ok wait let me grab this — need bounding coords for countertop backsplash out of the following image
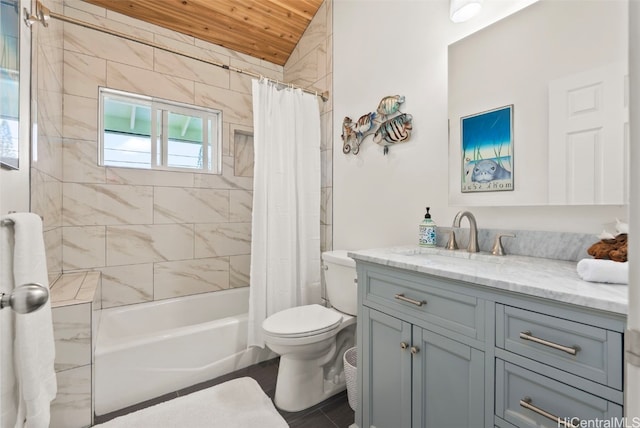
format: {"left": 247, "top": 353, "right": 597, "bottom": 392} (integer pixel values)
{"left": 436, "top": 227, "right": 598, "bottom": 263}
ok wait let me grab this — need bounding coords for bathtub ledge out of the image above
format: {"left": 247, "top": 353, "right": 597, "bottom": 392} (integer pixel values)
{"left": 50, "top": 271, "right": 100, "bottom": 308}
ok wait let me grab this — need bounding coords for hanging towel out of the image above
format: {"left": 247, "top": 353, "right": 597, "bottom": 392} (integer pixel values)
{"left": 5, "top": 213, "right": 57, "bottom": 428}
{"left": 576, "top": 258, "right": 628, "bottom": 285}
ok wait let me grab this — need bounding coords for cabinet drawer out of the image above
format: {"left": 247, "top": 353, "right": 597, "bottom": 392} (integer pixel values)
{"left": 496, "top": 305, "right": 622, "bottom": 389}
{"left": 496, "top": 360, "right": 622, "bottom": 428}
{"left": 363, "top": 267, "right": 483, "bottom": 340}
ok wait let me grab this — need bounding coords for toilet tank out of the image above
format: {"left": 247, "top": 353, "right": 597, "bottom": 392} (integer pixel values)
{"left": 321, "top": 250, "right": 357, "bottom": 316}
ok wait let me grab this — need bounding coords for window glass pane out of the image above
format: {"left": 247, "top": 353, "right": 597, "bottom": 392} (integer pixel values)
{"left": 166, "top": 112, "right": 203, "bottom": 169}
{"left": 0, "top": 118, "right": 19, "bottom": 166}
{"left": 99, "top": 88, "right": 221, "bottom": 174}
{"left": 103, "top": 96, "right": 152, "bottom": 168}
{"left": 103, "top": 133, "right": 151, "bottom": 168}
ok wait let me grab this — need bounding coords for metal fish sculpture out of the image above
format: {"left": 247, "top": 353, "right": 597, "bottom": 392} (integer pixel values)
{"left": 373, "top": 113, "right": 413, "bottom": 155}
{"left": 352, "top": 112, "right": 377, "bottom": 138}
{"left": 352, "top": 112, "right": 376, "bottom": 154}
{"left": 341, "top": 116, "right": 357, "bottom": 154}
{"left": 377, "top": 95, "right": 405, "bottom": 116}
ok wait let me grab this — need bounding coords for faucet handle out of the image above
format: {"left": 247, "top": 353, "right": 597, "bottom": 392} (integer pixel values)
{"left": 492, "top": 233, "right": 515, "bottom": 256}
{"left": 446, "top": 230, "right": 458, "bottom": 250}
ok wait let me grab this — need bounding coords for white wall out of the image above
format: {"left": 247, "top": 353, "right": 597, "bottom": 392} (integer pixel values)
{"left": 333, "top": 0, "right": 627, "bottom": 251}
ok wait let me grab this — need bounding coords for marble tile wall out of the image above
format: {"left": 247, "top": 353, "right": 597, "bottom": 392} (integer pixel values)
{"left": 49, "top": 271, "right": 101, "bottom": 428}
{"left": 284, "top": 0, "right": 333, "bottom": 252}
{"left": 30, "top": 0, "right": 64, "bottom": 282}
{"left": 58, "top": 0, "right": 286, "bottom": 309}
{"left": 50, "top": 364, "right": 91, "bottom": 428}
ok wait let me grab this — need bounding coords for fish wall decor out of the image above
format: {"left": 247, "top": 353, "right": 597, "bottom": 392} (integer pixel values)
{"left": 341, "top": 117, "right": 357, "bottom": 154}
{"left": 377, "top": 95, "right": 405, "bottom": 116}
{"left": 353, "top": 112, "right": 377, "bottom": 138}
{"left": 340, "top": 95, "right": 413, "bottom": 155}
{"left": 373, "top": 113, "right": 413, "bottom": 155}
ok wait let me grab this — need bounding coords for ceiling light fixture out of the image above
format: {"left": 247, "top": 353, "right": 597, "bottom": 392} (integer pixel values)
{"left": 450, "top": 0, "right": 483, "bottom": 23}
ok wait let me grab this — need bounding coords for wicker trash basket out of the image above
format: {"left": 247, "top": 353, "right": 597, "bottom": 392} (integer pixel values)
{"left": 343, "top": 346, "right": 357, "bottom": 411}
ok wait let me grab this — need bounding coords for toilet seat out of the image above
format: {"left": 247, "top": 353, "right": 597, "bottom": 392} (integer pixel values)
{"left": 263, "top": 304, "right": 343, "bottom": 338}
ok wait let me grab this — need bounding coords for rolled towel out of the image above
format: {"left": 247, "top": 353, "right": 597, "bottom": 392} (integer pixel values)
{"left": 576, "top": 258, "right": 628, "bottom": 284}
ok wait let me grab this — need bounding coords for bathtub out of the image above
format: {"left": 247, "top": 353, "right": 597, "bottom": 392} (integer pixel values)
{"left": 94, "top": 287, "right": 274, "bottom": 415}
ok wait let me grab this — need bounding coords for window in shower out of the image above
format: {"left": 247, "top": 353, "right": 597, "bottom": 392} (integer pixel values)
{"left": 98, "top": 88, "right": 222, "bottom": 174}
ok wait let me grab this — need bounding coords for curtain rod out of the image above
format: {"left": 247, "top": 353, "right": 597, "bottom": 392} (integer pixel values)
{"left": 33, "top": 2, "right": 329, "bottom": 102}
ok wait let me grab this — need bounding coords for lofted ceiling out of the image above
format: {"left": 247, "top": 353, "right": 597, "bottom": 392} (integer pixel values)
{"left": 82, "top": 0, "right": 324, "bottom": 66}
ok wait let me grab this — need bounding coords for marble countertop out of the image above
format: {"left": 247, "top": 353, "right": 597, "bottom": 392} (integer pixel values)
{"left": 348, "top": 246, "right": 628, "bottom": 315}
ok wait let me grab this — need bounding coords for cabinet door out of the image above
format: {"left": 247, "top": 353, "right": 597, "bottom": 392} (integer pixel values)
{"left": 412, "top": 328, "right": 485, "bottom": 428}
{"left": 361, "top": 307, "right": 412, "bottom": 428}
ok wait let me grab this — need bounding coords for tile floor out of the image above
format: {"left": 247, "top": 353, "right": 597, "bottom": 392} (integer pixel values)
{"left": 94, "top": 357, "right": 355, "bottom": 427}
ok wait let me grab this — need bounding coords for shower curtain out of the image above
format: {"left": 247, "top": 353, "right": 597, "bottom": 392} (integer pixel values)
{"left": 248, "top": 78, "right": 321, "bottom": 349}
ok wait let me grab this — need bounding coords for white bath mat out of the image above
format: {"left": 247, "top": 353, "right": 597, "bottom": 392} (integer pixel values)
{"left": 94, "top": 377, "right": 288, "bottom": 428}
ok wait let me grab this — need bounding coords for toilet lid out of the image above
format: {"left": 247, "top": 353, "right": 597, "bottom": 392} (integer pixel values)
{"left": 263, "top": 304, "right": 343, "bottom": 337}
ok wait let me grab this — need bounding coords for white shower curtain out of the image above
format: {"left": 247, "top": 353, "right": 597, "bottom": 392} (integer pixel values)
{"left": 248, "top": 78, "right": 322, "bottom": 349}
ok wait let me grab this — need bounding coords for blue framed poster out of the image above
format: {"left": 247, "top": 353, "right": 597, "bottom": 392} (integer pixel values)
{"left": 461, "top": 105, "right": 513, "bottom": 193}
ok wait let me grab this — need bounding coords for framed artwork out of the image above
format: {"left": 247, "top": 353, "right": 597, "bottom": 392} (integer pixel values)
{"left": 461, "top": 105, "right": 513, "bottom": 193}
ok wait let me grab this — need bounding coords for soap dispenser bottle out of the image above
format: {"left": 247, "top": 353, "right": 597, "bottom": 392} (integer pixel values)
{"left": 418, "top": 207, "right": 437, "bottom": 247}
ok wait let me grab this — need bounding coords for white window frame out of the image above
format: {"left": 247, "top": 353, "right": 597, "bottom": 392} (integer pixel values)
{"left": 98, "top": 87, "right": 222, "bottom": 174}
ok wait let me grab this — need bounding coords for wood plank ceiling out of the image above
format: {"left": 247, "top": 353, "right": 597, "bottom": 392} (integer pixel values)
{"left": 82, "top": 0, "right": 323, "bottom": 66}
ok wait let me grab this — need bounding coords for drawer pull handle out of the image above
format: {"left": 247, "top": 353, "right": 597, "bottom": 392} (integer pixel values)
{"left": 394, "top": 293, "right": 426, "bottom": 307}
{"left": 519, "top": 331, "right": 579, "bottom": 356}
{"left": 519, "top": 397, "right": 579, "bottom": 428}
{"left": 400, "top": 342, "right": 409, "bottom": 350}
{"left": 410, "top": 346, "right": 420, "bottom": 355}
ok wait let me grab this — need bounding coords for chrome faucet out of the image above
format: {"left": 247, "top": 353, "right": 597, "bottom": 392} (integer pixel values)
{"left": 452, "top": 211, "right": 479, "bottom": 253}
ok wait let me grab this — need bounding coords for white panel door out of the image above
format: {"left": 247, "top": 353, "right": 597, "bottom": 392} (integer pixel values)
{"left": 548, "top": 62, "right": 628, "bottom": 205}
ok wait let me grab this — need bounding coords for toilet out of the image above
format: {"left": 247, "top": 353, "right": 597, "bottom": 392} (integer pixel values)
{"left": 262, "top": 250, "right": 357, "bottom": 412}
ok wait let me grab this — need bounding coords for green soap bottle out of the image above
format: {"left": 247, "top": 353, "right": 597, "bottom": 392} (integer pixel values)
{"left": 418, "top": 207, "right": 436, "bottom": 247}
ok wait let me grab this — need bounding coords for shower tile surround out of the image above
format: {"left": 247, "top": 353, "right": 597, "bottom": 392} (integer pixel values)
{"left": 49, "top": 271, "right": 101, "bottom": 428}
{"left": 29, "top": 0, "right": 335, "bottom": 310}
{"left": 28, "top": 1, "right": 333, "bottom": 426}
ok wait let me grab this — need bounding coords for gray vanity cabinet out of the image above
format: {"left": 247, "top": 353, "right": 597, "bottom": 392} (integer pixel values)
{"left": 354, "top": 257, "right": 626, "bottom": 428}
{"left": 357, "top": 262, "right": 486, "bottom": 428}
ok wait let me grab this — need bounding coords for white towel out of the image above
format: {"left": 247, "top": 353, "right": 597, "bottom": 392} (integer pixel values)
{"left": 5, "top": 213, "right": 57, "bottom": 428}
{"left": 576, "top": 258, "right": 628, "bottom": 284}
